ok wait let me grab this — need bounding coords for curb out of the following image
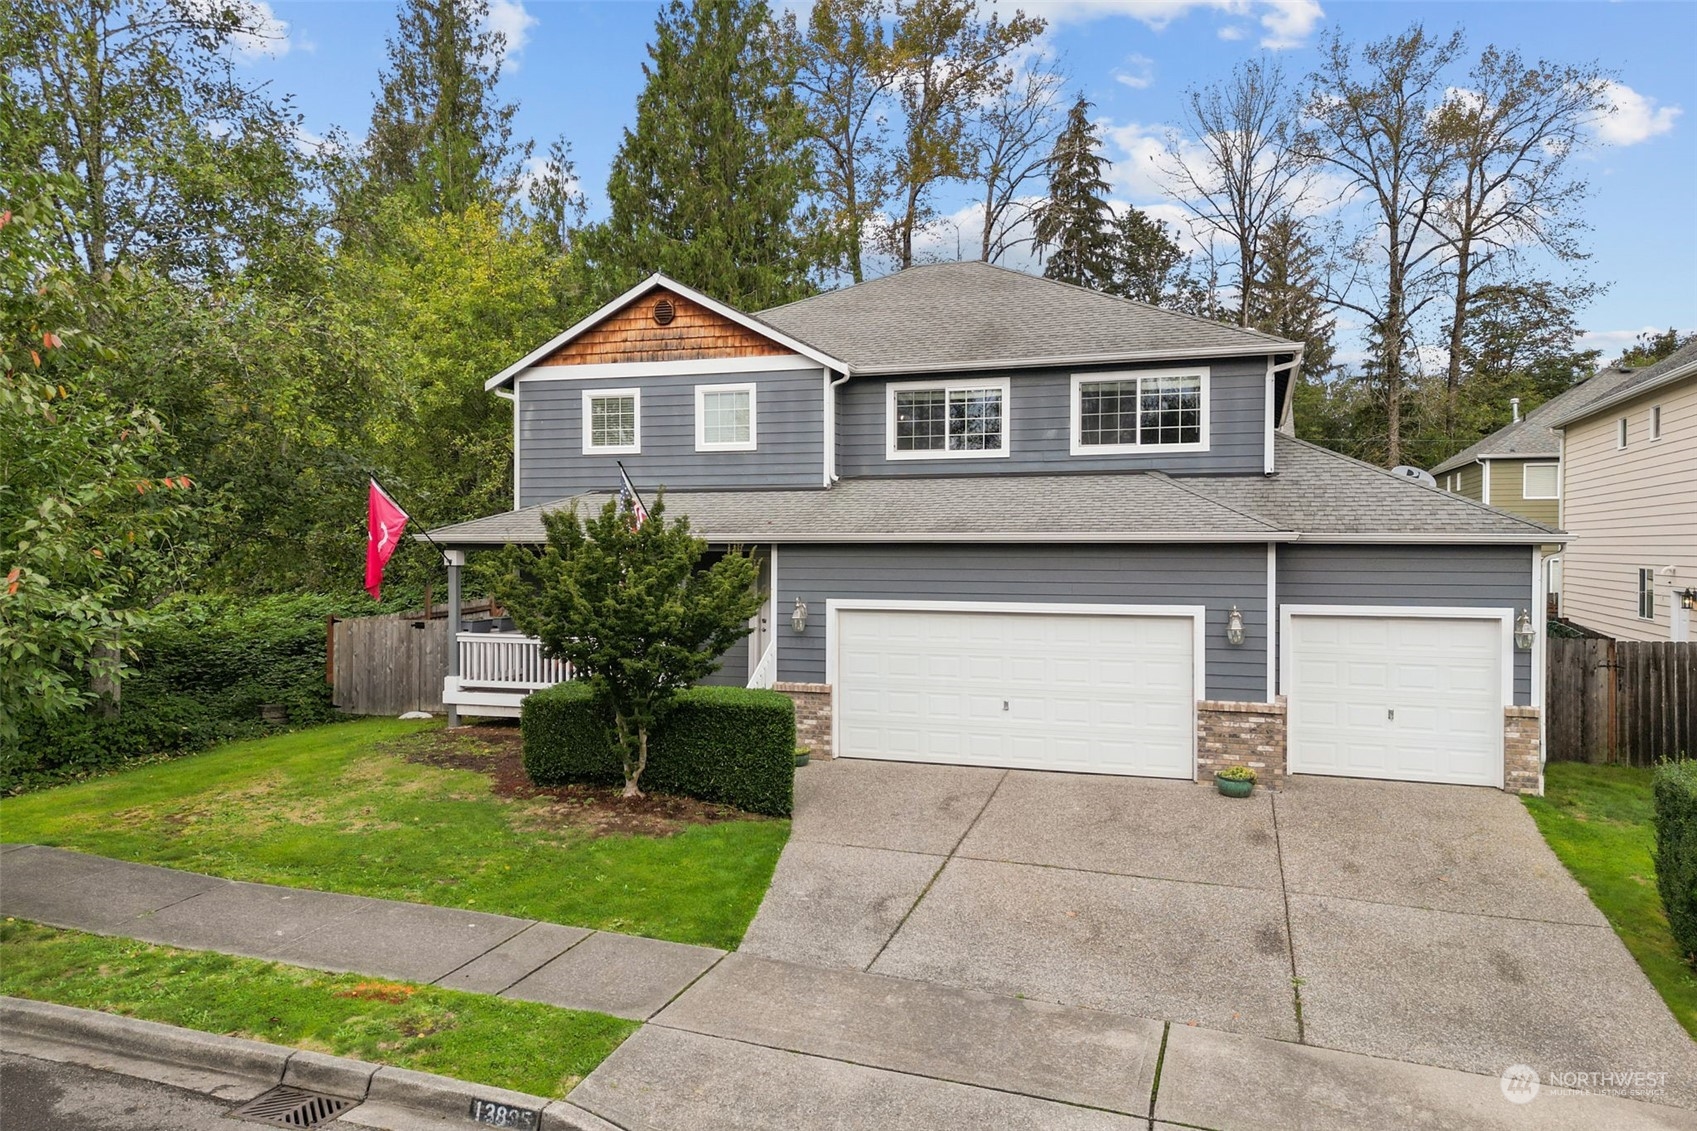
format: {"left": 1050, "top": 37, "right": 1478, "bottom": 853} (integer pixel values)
{"left": 0, "top": 997, "right": 621, "bottom": 1131}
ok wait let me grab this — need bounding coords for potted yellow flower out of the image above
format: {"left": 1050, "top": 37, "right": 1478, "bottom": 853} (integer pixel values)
{"left": 1216, "top": 765, "right": 1256, "bottom": 798}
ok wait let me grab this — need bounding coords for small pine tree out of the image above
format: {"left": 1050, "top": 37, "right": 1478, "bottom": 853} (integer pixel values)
{"left": 490, "top": 494, "right": 763, "bottom": 798}
{"left": 1032, "top": 97, "right": 1115, "bottom": 289}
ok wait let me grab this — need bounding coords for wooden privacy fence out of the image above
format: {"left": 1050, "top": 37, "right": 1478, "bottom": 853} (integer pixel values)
{"left": 329, "top": 600, "right": 497, "bottom": 717}
{"left": 1546, "top": 638, "right": 1697, "bottom": 765}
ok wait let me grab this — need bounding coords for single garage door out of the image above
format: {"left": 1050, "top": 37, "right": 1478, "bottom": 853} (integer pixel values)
{"left": 1285, "top": 612, "right": 1506, "bottom": 787}
{"left": 834, "top": 605, "right": 1196, "bottom": 777}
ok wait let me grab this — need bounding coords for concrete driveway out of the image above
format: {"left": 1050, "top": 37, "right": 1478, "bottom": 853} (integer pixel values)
{"left": 739, "top": 759, "right": 1697, "bottom": 1107}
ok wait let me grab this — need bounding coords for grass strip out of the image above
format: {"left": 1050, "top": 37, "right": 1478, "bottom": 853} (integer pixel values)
{"left": 0, "top": 718, "right": 788, "bottom": 950}
{"left": 0, "top": 919, "right": 637, "bottom": 1097}
{"left": 1524, "top": 762, "right": 1697, "bottom": 1039}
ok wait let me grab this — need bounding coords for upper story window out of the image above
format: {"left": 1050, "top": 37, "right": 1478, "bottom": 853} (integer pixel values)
{"left": 696, "top": 383, "right": 756, "bottom": 452}
{"left": 1070, "top": 369, "right": 1209, "bottom": 455}
{"left": 1639, "top": 568, "right": 1656, "bottom": 621}
{"left": 583, "top": 388, "right": 640, "bottom": 454}
{"left": 1617, "top": 417, "right": 1629, "bottom": 449}
{"left": 1650, "top": 405, "right": 1663, "bottom": 441}
{"left": 887, "top": 379, "right": 1008, "bottom": 459}
{"left": 1522, "top": 462, "right": 1558, "bottom": 500}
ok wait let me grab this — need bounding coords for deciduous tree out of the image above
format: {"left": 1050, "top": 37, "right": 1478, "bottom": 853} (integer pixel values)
{"left": 972, "top": 57, "right": 1065, "bottom": 263}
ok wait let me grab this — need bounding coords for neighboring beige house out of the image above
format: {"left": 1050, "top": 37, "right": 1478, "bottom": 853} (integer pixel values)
{"left": 1549, "top": 340, "right": 1697, "bottom": 642}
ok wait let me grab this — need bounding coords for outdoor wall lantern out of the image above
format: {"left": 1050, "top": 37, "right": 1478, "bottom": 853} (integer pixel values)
{"left": 1682, "top": 588, "right": 1697, "bottom": 612}
{"left": 1225, "top": 605, "right": 1245, "bottom": 647}
{"left": 791, "top": 597, "right": 809, "bottom": 633}
{"left": 1514, "top": 609, "right": 1536, "bottom": 651}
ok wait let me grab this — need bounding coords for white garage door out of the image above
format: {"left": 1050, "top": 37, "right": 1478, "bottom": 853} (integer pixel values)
{"left": 833, "top": 605, "right": 1196, "bottom": 777}
{"left": 1285, "top": 612, "right": 1506, "bottom": 787}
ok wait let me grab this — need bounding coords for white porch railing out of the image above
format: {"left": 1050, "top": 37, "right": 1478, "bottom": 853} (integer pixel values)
{"left": 746, "top": 639, "right": 777, "bottom": 690}
{"left": 456, "top": 632, "right": 572, "bottom": 691}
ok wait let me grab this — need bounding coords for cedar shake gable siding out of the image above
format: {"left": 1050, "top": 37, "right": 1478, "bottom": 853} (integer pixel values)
{"left": 538, "top": 288, "right": 794, "bottom": 366}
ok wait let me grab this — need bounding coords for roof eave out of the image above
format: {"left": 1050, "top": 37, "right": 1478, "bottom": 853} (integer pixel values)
{"left": 1548, "top": 360, "right": 1697, "bottom": 428}
{"left": 847, "top": 342, "right": 1302, "bottom": 377}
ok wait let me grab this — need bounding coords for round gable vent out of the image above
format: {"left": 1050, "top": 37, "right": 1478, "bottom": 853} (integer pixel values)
{"left": 652, "top": 298, "right": 676, "bottom": 325}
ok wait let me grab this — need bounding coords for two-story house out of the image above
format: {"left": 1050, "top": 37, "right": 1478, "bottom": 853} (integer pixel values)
{"left": 425, "top": 263, "right": 1563, "bottom": 793}
{"left": 1547, "top": 340, "right": 1697, "bottom": 643}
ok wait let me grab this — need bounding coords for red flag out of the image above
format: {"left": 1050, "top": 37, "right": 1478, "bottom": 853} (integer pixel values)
{"left": 365, "top": 480, "right": 409, "bottom": 601}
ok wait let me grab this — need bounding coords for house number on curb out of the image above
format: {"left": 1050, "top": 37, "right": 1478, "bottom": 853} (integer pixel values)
{"left": 468, "top": 1098, "right": 539, "bottom": 1128}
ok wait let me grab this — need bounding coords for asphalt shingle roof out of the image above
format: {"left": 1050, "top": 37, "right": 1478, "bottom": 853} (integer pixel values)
{"left": 755, "top": 261, "right": 1297, "bottom": 374}
{"left": 1548, "top": 338, "right": 1697, "bottom": 427}
{"left": 1430, "top": 367, "right": 1639, "bottom": 475}
{"left": 425, "top": 434, "right": 1556, "bottom": 546}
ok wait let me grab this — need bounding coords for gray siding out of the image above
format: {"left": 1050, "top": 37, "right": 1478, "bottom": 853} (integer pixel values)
{"left": 517, "top": 367, "right": 826, "bottom": 506}
{"left": 1276, "top": 544, "right": 1535, "bottom": 705}
{"left": 776, "top": 543, "right": 1270, "bottom": 701}
{"left": 835, "top": 357, "right": 1270, "bottom": 478}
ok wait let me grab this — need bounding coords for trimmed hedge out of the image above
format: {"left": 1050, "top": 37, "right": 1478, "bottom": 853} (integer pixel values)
{"left": 1654, "top": 760, "right": 1697, "bottom": 966}
{"left": 522, "top": 682, "right": 795, "bottom": 817}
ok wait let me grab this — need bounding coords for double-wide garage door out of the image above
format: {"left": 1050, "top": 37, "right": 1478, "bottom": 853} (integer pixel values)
{"left": 834, "top": 605, "right": 1196, "bottom": 777}
{"left": 1285, "top": 612, "right": 1507, "bottom": 787}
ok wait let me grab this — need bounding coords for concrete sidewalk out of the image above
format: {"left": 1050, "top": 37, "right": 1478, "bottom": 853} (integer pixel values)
{"left": 0, "top": 845, "right": 721, "bottom": 1021}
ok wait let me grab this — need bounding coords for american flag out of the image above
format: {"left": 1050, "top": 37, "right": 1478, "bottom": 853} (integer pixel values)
{"left": 617, "top": 464, "right": 648, "bottom": 529}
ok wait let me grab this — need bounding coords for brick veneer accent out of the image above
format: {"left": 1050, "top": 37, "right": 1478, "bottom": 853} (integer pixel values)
{"left": 1196, "top": 699, "right": 1287, "bottom": 788}
{"left": 775, "top": 682, "right": 832, "bottom": 758}
{"left": 1503, "top": 705, "right": 1542, "bottom": 796}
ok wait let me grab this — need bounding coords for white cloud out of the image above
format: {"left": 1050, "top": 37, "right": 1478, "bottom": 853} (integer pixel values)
{"left": 1000, "top": 0, "right": 1323, "bottom": 48}
{"left": 1594, "top": 81, "right": 1681, "bottom": 146}
{"left": 1257, "top": 0, "right": 1323, "bottom": 50}
{"left": 1114, "top": 53, "right": 1156, "bottom": 91}
{"left": 184, "top": 0, "right": 290, "bottom": 60}
{"left": 485, "top": 0, "right": 538, "bottom": 66}
{"left": 1217, "top": 25, "right": 1247, "bottom": 41}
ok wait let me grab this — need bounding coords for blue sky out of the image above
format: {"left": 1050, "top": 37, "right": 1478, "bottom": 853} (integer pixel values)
{"left": 246, "top": 0, "right": 1693, "bottom": 362}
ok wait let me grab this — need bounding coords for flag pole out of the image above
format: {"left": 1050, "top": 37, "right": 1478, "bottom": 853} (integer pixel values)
{"left": 370, "top": 475, "right": 444, "bottom": 558}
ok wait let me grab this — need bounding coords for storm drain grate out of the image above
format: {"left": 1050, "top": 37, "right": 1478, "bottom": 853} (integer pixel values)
{"left": 229, "top": 1085, "right": 359, "bottom": 1128}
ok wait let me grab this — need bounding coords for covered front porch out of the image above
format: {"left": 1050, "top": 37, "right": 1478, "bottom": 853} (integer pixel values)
{"left": 437, "top": 545, "right": 778, "bottom": 724}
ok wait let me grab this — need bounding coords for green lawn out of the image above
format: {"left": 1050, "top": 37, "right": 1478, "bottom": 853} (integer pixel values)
{"left": 0, "top": 718, "right": 787, "bottom": 950}
{"left": 0, "top": 919, "right": 635, "bottom": 1096}
{"left": 1525, "top": 761, "right": 1697, "bottom": 1039}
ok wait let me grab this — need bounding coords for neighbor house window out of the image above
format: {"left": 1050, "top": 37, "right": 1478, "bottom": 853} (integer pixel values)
{"left": 1522, "top": 462, "right": 1558, "bottom": 500}
{"left": 1650, "top": 405, "right": 1662, "bottom": 441}
{"left": 583, "top": 389, "right": 640, "bottom": 454}
{"left": 887, "top": 380, "right": 1008, "bottom": 458}
{"left": 1639, "top": 568, "right": 1656, "bottom": 620}
{"left": 1617, "top": 417, "right": 1628, "bottom": 449}
{"left": 1071, "top": 369, "right": 1208, "bottom": 454}
{"left": 695, "top": 383, "right": 756, "bottom": 451}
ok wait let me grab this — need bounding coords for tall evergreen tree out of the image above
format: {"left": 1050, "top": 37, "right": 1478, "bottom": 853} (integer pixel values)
{"left": 1251, "top": 214, "right": 1336, "bottom": 380}
{"left": 590, "top": 0, "right": 818, "bottom": 308}
{"left": 1032, "top": 97, "right": 1114, "bottom": 289}
{"left": 365, "top": 0, "right": 525, "bottom": 217}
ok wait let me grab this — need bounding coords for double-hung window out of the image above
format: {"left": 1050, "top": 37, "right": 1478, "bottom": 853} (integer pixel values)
{"left": 1639, "top": 568, "right": 1656, "bottom": 621}
{"left": 1071, "top": 369, "right": 1208, "bottom": 454}
{"left": 583, "top": 388, "right": 640, "bottom": 454}
{"left": 887, "top": 379, "right": 1008, "bottom": 458}
{"left": 696, "top": 383, "right": 756, "bottom": 452}
{"left": 1522, "top": 462, "right": 1558, "bottom": 500}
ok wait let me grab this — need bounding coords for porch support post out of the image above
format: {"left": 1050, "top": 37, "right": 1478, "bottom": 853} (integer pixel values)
{"left": 444, "top": 549, "right": 464, "bottom": 726}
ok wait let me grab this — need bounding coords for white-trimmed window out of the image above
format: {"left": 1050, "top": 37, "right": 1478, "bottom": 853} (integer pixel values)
{"left": 1070, "top": 369, "right": 1209, "bottom": 455}
{"left": 1522, "top": 462, "right": 1558, "bottom": 500}
{"left": 1617, "top": 417, "right": 1629, "bottom": 449}
{"left": 583, "top": 388, "right": 640, "bottom": 454}
{"left": 886, "top": 379, "right": 1008, "bottom": 459}
{"left": 1650, "top": 405, "right": 1662, "bottom": 441}
{"left": 695, "top": 383, "right": 756, "bottom": 451}
{"left": 1639, "top": 568, "right": 1656, "bottom": 621}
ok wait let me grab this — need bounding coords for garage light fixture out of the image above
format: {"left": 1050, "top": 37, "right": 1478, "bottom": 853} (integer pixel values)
{"left": 1225, "top": 605, "right": 1245, "bottom": 647}
{"left": 791, "top": 597, "right": 808, "bottom": 633}
{"left": 1513, "top": 610, "right": 1535, "bottom": 651}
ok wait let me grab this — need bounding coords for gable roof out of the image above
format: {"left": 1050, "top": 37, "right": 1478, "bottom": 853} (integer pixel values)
{"left": 484, "top": 274, "right": 849, "bottom": 391}
{"left": 757, "top": 260, "right": 1299, "bottom": 375}
{"left": 424, "top": 432, "right": 1558, "bottom": 547}
{"left": 1547, "top": 339, "right": 1697, "bottom": 428}
{"left": 1430, "top": 366, "right": 1639, "bottom": 475}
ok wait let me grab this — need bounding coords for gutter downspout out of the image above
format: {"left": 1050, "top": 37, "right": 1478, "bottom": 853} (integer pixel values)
{"left": 826, "top": 369, "right": 852, "bottom": 485}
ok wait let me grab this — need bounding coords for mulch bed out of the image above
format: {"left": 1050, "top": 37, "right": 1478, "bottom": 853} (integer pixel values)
{"left": 383, "top": 722, "right": 760, "bottom": 836}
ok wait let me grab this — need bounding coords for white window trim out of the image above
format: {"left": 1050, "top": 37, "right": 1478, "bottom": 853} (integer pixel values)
{"left": 885, "top": 377, "right": 1011, "bottom": 461}
{"left": 695, "top": 382, "right": 757, "bottom": 452}
{"left": 1522, "top": 461, "right": 1559, "bottom": 500}
{"left": 582, "top": 387, "right": 641, "bottom": 455}
{"left": 1069, "top": 368, "right": 1212, "bottom": 456}
{"left": 1650, "top": 404, "right": 1663, "bottom": 442}
{"left": 1617, "top": 417, "right": 1629, "bottom": 449}
{"left": 1639, "top": 568, "right": 1656, "bottom": 621}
